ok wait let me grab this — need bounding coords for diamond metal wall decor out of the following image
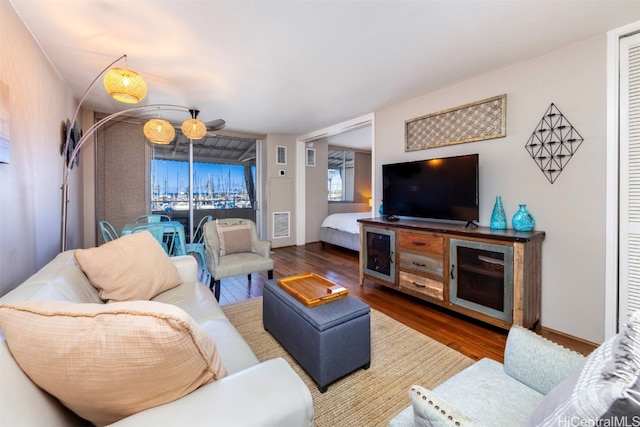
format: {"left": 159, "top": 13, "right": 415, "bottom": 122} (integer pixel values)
{"left": 525, "top": 103, "right": 583, "bottom": 184}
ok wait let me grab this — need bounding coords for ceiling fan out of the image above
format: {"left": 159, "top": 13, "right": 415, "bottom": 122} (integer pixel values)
{"left": 167, "top": 109, "right": 225, "bottom": 153}
{"left": 188, "top": 108, "right": 226, "bottom": 135}
{"left": 171, "top": 108, "right": 226, "bottom": 139}
{"left": 204, "top": 118, "right": 226, "bottom": 133}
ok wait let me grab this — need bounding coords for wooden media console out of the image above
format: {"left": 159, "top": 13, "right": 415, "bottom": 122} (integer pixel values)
{"left": 358, "top": 218, "right": 545, "bottom": 330}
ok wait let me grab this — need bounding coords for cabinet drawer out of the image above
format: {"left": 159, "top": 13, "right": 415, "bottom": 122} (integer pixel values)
{"left": 398, "top": 232, "right": 443, "bottom": 256}
{"left": 398, "top": 251, "right": 443, "bottom": 278}
{"left": 398, "top": 271, "right": 444, "bottom": 301}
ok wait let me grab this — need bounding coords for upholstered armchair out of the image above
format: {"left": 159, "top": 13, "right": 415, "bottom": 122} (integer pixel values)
{"left": 203, "top": 218, "right": 274, "bottom": 300}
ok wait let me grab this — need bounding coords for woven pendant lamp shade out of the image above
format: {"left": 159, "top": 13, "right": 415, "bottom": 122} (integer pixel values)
{"left": 143, "top": 119, "right": 175, "bottom": 144}
{"left": 103, "top": 68, "right": 147, "bottom": 104}
{"left": 181, "top": 118, "right": 207, "bottom": 140}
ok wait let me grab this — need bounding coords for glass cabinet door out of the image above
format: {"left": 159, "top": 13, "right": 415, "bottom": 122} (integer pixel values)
{"left": 362, "top": 227, "right": 395, "bottom": 283}
{"left": 449, "top": 238, "right": 514, "bottom": 322}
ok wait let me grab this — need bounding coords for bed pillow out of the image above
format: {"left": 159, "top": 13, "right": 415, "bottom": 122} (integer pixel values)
{"left": 217, "top": 221, "right": 254, "bottom": 256}
{"left": 74, "top": 230, "right": 182, "bottom": 302}
{"left": 0, "top": 300, "right": 226, "bottom": 426}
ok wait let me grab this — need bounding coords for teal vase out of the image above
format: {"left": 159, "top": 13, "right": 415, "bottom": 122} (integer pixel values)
{"left": 490, "top": 196, "right": 507, "bottom": 230}
{"left": 379, "top": 203, "right": 384, "bottom": 216}
{"left": 512, "top": 204, "right": 535, "bottom": 231}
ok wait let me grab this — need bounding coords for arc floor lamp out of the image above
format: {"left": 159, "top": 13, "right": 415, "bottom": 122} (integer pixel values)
{"left": 60, "top": 55, "right": 205, "bottom": 251}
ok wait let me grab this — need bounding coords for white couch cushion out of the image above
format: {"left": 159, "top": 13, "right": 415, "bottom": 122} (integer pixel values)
{"left": 198, "top": 319, "right": 260, "bottom": 375}
{"left": 433, "top": 358, "right": 544, "bottom": 427}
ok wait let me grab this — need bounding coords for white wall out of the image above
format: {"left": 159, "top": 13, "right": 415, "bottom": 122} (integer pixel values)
{"left": 265, "top": 134, "right": 297, "bottom": 248}
{"left": 0, "top": 2, "right": 77, "bottom": 296}
{"left": 0, "top": 1, "right": 617, "bottom": 342}
{"left": 305, "top": 141, "right": 328, "bottom": 243}
{"left": 374, "top": 35, "right": 608, "bottom": 343}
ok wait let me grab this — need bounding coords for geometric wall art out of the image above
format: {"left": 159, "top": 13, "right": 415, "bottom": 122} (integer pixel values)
{"left": 405, "top": 94, "right": 506, "bottom": 151}
{"left": 525, "top": 103, "right": 584, "bottom": 184}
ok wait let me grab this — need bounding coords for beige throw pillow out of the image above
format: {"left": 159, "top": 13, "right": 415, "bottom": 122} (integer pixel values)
{"left": 0, "top": 300, "right": 226, "bottom": 426}
{"left": 74, "top": 230, "right": 182, "bottom": 302}
{"left": 217, "top": 222, "right": 254, "bottom": 256}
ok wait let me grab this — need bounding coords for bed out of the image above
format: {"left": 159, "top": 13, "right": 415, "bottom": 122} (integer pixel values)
{"left": 319, "top": 212, "right": 373, "bottom": 251}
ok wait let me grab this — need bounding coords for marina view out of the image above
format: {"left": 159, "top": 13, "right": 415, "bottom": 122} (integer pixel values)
{"left": 151, "top": 159, "right": 256, "bottom": 212}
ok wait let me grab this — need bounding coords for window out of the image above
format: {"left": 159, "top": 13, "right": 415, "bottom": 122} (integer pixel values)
{"left": 151, "top": 159, "right": 255, "bottom": 213}
{"left": 96, "top": 121, "right": 259, "bottom": 246}
{"left": 328, "top": 149, "right": 355, "bottom": 201}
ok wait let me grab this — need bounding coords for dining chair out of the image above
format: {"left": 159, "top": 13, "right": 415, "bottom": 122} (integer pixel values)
{"left": 163, "top": 225, "right": 179, "bottom": 256}
{"left": 135, "top": 214, "right": 171, "bottom": 224}
{"left": 132, "top": 224, "right": 177, "bottom": 255}
{"left": 98, "top": 220, "right": 119, "bottom": 244}
{"left": 185, "top": 215, "right": 212, "bottom": 275}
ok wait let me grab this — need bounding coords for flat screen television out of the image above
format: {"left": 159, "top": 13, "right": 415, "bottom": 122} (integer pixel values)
{"left": 382, "top": 154, "right": 479, "bottom": 223}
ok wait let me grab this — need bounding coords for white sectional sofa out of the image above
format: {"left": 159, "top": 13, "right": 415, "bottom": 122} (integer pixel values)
{"left": 0, "top": 245, "right": 313, "bottom": 426}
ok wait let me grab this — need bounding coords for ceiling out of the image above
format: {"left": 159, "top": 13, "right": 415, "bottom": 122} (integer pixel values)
{"left": 10, "top": 0, "right": 640, "bottom": 142}
{"left": 152, "top": 132, "right": 258, "bottom": 166}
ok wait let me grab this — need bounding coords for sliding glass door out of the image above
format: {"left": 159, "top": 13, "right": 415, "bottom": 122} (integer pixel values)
{"left": 96, "top": 117, "right": 259, "bottom": 244}
{"left": 150, "top": 131, "right": 258, "bottom": 242}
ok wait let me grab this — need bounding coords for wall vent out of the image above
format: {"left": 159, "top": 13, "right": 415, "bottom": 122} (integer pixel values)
{"left": 273, "top": 211, "right": 290, "bottom": 238}
{"left": 276, "top": 146, "right": 287, "bottom": 165}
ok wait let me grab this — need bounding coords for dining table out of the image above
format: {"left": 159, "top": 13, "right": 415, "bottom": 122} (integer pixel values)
{"left": 121, "top": 221, "right": 187, "bottom": 256}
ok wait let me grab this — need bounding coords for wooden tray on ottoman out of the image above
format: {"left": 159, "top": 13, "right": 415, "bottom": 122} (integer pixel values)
{"left": 277, "top": 273, "right": 349, "bottom": 307}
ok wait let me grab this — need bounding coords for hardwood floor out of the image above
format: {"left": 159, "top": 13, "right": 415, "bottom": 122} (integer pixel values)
{"left": 217, "top": 242, "right": 596, "bottom": 363}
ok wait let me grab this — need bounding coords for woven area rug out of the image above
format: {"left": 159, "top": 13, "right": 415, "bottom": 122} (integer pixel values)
{"left": 222, "top": 297, "right": 474, "bottom": 426}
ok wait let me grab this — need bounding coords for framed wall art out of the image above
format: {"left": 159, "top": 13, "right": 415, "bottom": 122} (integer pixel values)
{"left": 405, "top": 94, "right": 506, "bottom": 152}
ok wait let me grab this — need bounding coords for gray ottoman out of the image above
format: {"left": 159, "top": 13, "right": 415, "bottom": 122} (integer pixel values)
{"left": 263, "top": 278, "right": 371, "bottom": 392}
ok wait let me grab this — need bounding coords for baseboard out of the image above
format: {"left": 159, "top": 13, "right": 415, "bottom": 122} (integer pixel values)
{"left": 538, "top": 326, "right": 598, "bottom": 356}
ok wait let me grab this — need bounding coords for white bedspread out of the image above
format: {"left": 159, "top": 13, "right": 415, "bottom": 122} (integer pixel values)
{"left": 320, "top": 212, "right": 373, "bottom": 234}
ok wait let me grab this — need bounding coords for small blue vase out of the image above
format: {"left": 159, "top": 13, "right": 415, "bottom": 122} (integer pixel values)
{"left": 378, "top": 203, "right": 384, "bottom": 216}
{"left": 512, "top": 204, "right": 535, "bottom": 231}
{"left": 490, "top": 196, "right": 507, "bottom": 230}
